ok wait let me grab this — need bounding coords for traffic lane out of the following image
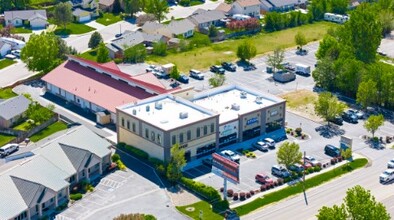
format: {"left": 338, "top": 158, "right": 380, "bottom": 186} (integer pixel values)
{"left": 0, "top": 61, "right": 37, "bottom": 88}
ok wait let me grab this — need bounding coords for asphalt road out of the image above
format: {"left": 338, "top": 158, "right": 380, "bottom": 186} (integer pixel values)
{"left": 0, "top": 60, "right": 37, "bottom": 88}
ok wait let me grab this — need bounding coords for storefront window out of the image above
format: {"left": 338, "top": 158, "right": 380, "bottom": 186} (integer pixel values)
{"left": 187, "top": 130, "right": 191, "bottom": 141}
{"left": 145, "top": 128, "right": 149, "bottom": 138}
{"left": 204, "top": 125, "right": 208, "bottom": 135}
{"left": 196, "top": 127, "right": 201, "bottom": 138}
{"left": 266, "top": 119, "right": 283, "bottom": 133}
{"left": 172, "top": 135, "right": 176, "bottom": 144}
{"left": 180, "top": 133, "right": 184, "bottom": 143}
{"left": 211, "top": 123, "right": 214, "bottom": 133}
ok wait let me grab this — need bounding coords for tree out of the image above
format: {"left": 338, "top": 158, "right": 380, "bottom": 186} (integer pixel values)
{"left": 88, "top": 32, "right": 103, "bottom": 49}
{"left": 276, "top": 142, "right": 302, "bottom": 168}
{"left": 266, "top": 47, "right": 284, "bottom": 73}
{"left": 96, "top": 43, "right": 110, "bottom": 63}
{"left": 295, "top": 32, "right": 307, "bottom": 51}
{"left": 317, "top": 185, "right": 390, "bottom": 220}
{"left": 364, "top": 114, "right": 384, "bottom": 138}
{"left": 379, "top": 10, "right": 394, "bottom": 36}
{"left": 208, "top": 25, "right": 218, "bottom": 37}
{"left": 356, "top": 79, "right": 377, "bottom": 108}
{"left": 26, "top": 102, "right": 55, "bottom": 126}
{"left": 53, "top": 2, "right": 73, "bottom": 30}
{"left": 21, "top": 32, "right": 61, "bottom": 73}
{"left": 123, "top": 0, "right": 141, "bottom": 17}
{"left": 112, "top": 0, "right": 122, "bottom": 14}
{"left": 166, "top": 143, "right": 186, "bottom": 184}
{"left": 14, "top": 0, "right": 30, "bottom": 10}
{"left": 123, "top": 44, "right": 147, "bottom": 63}
{"left": 316, "top": 35, "right": 340, "bottom": 60}
{"left": 170, "top": 65, "right": 180, "bottom": 80}
{"left": 314, "top": 92, "right": 346, "bottom": 125}
{"left": 152, "top": 42, "right": 167, "bottom": 56}
{"left": 56, "top": 36, "right": 78, "bottom": 60}
{"left": 331, "top": 0, "right": 349, "bottom": 15}
{"left": 236, "top": 40, "right": 256, "bottom": 62}
{"left": 312, "top": 58, "right": 338, "bottom": 90}
{"left": 341, "top": 148, "right": 352, "bottom": 160}
{"left": 145, "top": 0, "right": 169, "bottom": 23}
{"left": 209, "top": 74, "right": 226, "bottom": 88}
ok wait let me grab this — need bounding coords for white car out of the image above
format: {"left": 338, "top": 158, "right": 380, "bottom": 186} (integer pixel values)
{"left": 388, "top": 159, "right": 394, "bottom": 168}
{"left": 304, "top": 156, "right": 321, "bottom": 166}
{"left": 220, "top": 150, "right": 240, "bottom": 163}
{"left": 253, "top": 140, "right": 268, "bottom": 152}
{"left": 380, "top": 169, "right": 394, "bottom": 183}
{"left": 264, "top": 138, "right": 276, "bottom": 149}
{"left": 347, "top": 109, "right": 365, "bottom": 119}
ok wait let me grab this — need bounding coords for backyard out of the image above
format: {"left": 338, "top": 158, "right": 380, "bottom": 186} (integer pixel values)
{"left": 29, "top": 121, "right": 67, "bottom": 142}
{"left": 52, "top": 21, "right": 96, "bottom": 35}
{"left": 96, "top": 13, "right": 122, "bottom": 26}
{"left": 0, "top": 88, "right": 17, "bottom": 99}
{"left": 79, "top": 49, "right": 98, "bottom": 61}
{"left": 0, "top": 134, "right": 16, "bottom": 147}
{"left": 0, "top": 59, "right": 17, "bottom": 70}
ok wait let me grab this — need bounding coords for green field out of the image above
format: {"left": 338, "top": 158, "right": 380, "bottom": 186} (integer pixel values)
{"left": 54, "top": 23, "right": 96, "bottom": 35}
{"left": 147, "top": 22, "right": 337, "bottom": 72}
{"left": 0, "top": 134, "right": 16, "bottom": 147}
{"left": 176, "top": 201, "right": 223, "bottom": 220}
{"left": 11, "top": 27, "right": 33, "bottom": 34}
{"left": 96, "top": 13, "right": 122, "bottom": 26}
{"left": 0, "top": 59, "right": 17, "bottom": 70}
{"left": 0, "top": 88, "right": 17, "bottom": 99}
{"left": 29, "top": 121, "right": 68, "bottom": 142}
{"left": 30, "top": 0, "right": 56, "bottom": 5}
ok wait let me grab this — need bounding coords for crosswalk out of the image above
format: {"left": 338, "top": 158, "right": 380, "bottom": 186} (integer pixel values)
{"left": 99, "top": 178, "right": 123, "bottom": 189}
{"left": 55, "top": 215, "right": 75, "bottom": 220}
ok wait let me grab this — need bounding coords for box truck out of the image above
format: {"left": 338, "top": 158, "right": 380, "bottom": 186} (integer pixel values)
{"left": 295, "top": 64, "right": 311, "bottom": 76}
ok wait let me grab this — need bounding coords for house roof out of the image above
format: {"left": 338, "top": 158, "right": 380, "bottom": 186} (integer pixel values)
{"left": 28, "top": 13, "right": 47, "bottom": 21}
{"left": 260, "top": 0, "right": 274, "bottom": 9}
{"left": 99, "top": 0, "right": 115, "bottom": 6}
{"left": 4, "top": 10, "right": 47, "bottom": 21}
{"left": 215, "top": 3, "right": 232, "bottom": 13}
{"left": 0, "top": 41, "right": 11, "bottom": 49}
{"left": 142, "top": 21, "right": 165, "bottom": 33}
{"left": 0, "top": 175, "right": 28, "bottom": 220}
{"left": 188, "top": 9, "right": 226, "bottom": 25}
{"left": 266, "top": 0, "right": 303, "bottom": 8}
{"left": 167, "top": 19, "right": 196, "bottom": 35}
{"left": 0, "top": 95, "right": 31, "bottom": 120}
{"left": 235, "top": 0, "right": 261, "bottom": 7}
{"left": 72, "top": 8, "right": 91, "bottom": 16}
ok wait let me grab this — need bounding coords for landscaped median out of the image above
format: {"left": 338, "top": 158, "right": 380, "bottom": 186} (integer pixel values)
{"left": 176, "top": 158, "right": 368, "bottom": 219}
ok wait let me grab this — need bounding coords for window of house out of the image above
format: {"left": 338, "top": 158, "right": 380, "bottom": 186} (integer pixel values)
{"left": 145, "top": 128, "right": 149, "bottom": 138}
{"left": 197, "top": 127, "right": 201, "bottom": 138}
{"left": 180, "top": 133, "right": 184, "bottom": 143}
{"left": 132, "top": 123, "right": 136, "bottom": 132}
{"left": 121, "top": 118, "right": 124, "bottom": 127}
{"left": 172, "top": 135, "right": 176, "bottom": 144}
{"left": 203, "top": 125, "right": 208, "bottom": 135}
{"left": 211, "top": 123, "right": 214, "bottom": 133}
{"left": 50, "top": 198, "right": 53, "bottom": 202}
{"left": 126, "top": 120, "right": 130, "bottom": 130}
{"left": 151, "top": 131, "right": 155, "bottom": 141}
{"left": 187, "top": 130, "right": 191, "bottom": 141}
{"left": 42, "top": 203, "right": 45, "bottom": 209}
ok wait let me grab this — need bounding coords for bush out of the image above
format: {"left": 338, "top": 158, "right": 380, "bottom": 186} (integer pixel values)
{"left": 250, "top": 190, "right": 255, "bottom": 195}
{"left": 227, "top": 189, "right": 234, "bottom": 197}
{"left": 307, "top": 167, "right": 314, "bottom": 174}
{"left": 331, "top": 158, "right": 337, "bottom": 165}
{"left": 295, "top": 127, "right": 302, "bottom": 136}
{"left": 111, "top": 154, "right": 120, "bottom": 162}
{"left": 152, "top": 42, "right": 167, "bottom": 56}
{"left": 240, "top": 192, "right": 246, "bottom": 200}
{"left": 337, "top": 157, "right": 343, "bottom": 162}
{"left": 305, "top": 170, "right": 310, "bottom": 175}
{"left": 70, "top": 193, "right": 82, "bottom": 201}
{"left": 156, "top": 164, "right": 166, "bottom": 176}
{"left": 284, "top": 177, "right": 291, "bottom": 183}
{"left": 118, "top": 144, "right": 149, "bottom": 160}
{"left": 277, "top": 178, "right": 284, "bottom": 185}
{"left": 116, "top": 160, "right": 126, "bottom": 170}
{"left": 114, "top": 58, "right": 123, "bottom": 64}
{"left": 260, "top": 185, "right": 267, "bottom": 191}
{"left": 246, "top": 192, "right": 251, "bottom": 198}
{"left": 213, "top": 199, "right": 229, "bottom": 212}
{"left": 180, "top": 177, "right": 221, "bottom": 202}
{"left": 314, "top": 166, "right": 322, "bottom": 172}
{"left": 233, "top": 193, "right": 239, "bottom": 200}
{"left": 149, "top": 157, "right": 165, "bottom": 167}
{"left": 179, "top": 0, "right": 190, "bottom": 6}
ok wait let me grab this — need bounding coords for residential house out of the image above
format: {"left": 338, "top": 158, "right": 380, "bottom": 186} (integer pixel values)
{"left": 232, "top": 0, "right": 261, "bottom": 17}
{"left": 69, "top": 0, "right": 99, "bottom": 22}
{"left": 188, "top": 9, "right": 226, "bottom": 30}
{"left": 260, "top": 0, "right": 307, "bottom": 12}
{"left": 99, "top": 0, "right": 115, "bottom": 11}
{"left": 106, "top": 31, "right": 168, "bottom": 58}
{"left": 215, "top": 3, "right": 232, "bottom": 14}
{"left": 0, "top": 125, "right": 112, "bottom": 220}
{"left": 4, "top": 10, "right": 48, "bottom": 29}
{"left": 0, "top": 37, "right": 26, "bottom": 50}
{"left": 142, "top": 20, "right": 195, "bottom": 38}
{"left": 0, "top": 42, "right": 12, "bottom": 57}
{"left": 0, "top": 95, "right": 31, "bottom": 128}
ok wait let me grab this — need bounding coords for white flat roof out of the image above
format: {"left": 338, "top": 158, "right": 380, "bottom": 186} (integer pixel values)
{"left": 119, "top": 94, "right": 217, "bottom": 131}
{"left": 193, "top": 85, "right": 284, "bottom": 124}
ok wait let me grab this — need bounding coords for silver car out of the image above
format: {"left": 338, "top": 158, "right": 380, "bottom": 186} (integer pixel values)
{"left": 253, "top": 140, "right": 268, "bottom": 152}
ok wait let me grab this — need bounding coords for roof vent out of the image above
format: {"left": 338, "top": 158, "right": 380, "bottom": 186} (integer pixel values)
{"left": 179, "top": 112, "right": 189, "bottom": 119}
{"left": 240, "top": 91, "right": 247, "bottom": 99}
{"left": 231, "top": 103, "right": 240, "bottom": 111}
{"left": 132, "top": 109, "right": 137, "bottom": 115}
{"left": 146, "top": 105, "right": 150, "bottom": 112}
{"left": 155, "top": 102, "right": 163, "bottom": 110}
{"left": 255, "top": 96, "right": 263, "bottom": 104}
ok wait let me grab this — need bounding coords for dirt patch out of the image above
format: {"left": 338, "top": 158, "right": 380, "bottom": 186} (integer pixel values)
{"left": 280, "top": 90, "right": 322, "bottom": 122}
{"left": 223, "top": 51, "right": 233, "bottom": 55}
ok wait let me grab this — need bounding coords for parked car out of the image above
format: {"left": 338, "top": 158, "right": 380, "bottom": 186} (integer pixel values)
{"left": 221, "top": 150, "right": 240, "bottom": 163}
{"left": 347, "top": 109, "right": 365, "bottom": 119}
{"left": 253, "top": 140, "right": 268, "bottom": 152}
{"left": 329, "top": 116, "right": 343, "bottom": 125}
{"left": 271, "top": 165, "right": 291, "bottom": 178}
{"left": 177, "top": 74, "right": 189, "bottom": 84}
{"left": 300, "top": 160, "right": 313, "bottom": 169}
{"left": 324, "top": 144, "right": 341, "bottom": 157}
{"left": 283, "top": 63, "right": 295, "bottom": 71}
{"left": 210, "top": 65, "right": 225, "bottom": 74}
{"left": 0, "top": 143, "right": 19, "bottom": 158}
{"left": 380, "top": 169, "right": 394, "bottom": 183}
{"left": 189, "top": 69, "right": 204, "bottom": 80}
{"left": 115, "top": 33, "right": 122, "bottom": 38}
{"left": 387, "top": 159, "right": 394, "bottom": 168}
{"left": 5, "top": 54, "right": 17, "bottom": 60}
{"left": 255, "top": 172, "right": 274, "bottom": 184}
{"left": 342, "top": 111, "right": 358, "bottom": 123}
{"left": 296, "top": 49, "right": 308, "bottom": 55}
{"left": 264, "top": 138, "right": 276, "bottom": 149}
{"left": 222, "top": 62, "right": 236, "bottom": 72}
{"left": 289, "top": 163, "right": 304, "bottom": 173}
{"left": 11, "top": 50, "right": 21, "bottom": 57}
{"left": 243, "top": 63, "right": 256, "bottom": 71}
{"left": 304, "top": 156, "right": 321, "bottom": 166}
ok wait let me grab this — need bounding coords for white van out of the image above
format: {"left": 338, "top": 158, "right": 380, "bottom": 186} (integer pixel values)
{"left": 189, "top": 69, "right": 204, "bottom": 80}
{"left": 0, "top": 143, "right": 19, "bottom": 157}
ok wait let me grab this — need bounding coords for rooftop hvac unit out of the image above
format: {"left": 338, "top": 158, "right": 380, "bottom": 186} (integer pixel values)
{"left": 240, "top": 91, "right": 247, "bottom": 99}
{"left": 146, "top": 105, "right": 150, "bottom": 112}
{"left": 231, "top": 103, "right": 240, "bottom": 111}
{"left": 179, "top": 112, "right": 189, "bottom": 119}
{"left": 255, "top": 96, "right": 263, "bottom": 104}
{"left": 155, "top": 102, "right": 163, "bottom": 110}
{"left": 132, "top": 109, "right": 137, "bottom": 115}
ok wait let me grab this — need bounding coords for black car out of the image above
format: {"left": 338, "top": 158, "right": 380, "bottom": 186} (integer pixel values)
{"left": 244, "top": 63, "right": 256, "bottom": 71}
{"left": 222, "top": 62, "right": 236, "bottom": 72}
{"left": 177, "top": 74, "right": 189, "bottom": 84}
{"left": 329, "top": 116, "right": 343, "bottom": 125}
{"left": 342, "top": 112, "right": 358, "bottom": 123}
{"left": 210, "top": 65, "right": 225, "bottom": 74}
{"left": 324, "top": 144, "right": 341, "bottom": 157}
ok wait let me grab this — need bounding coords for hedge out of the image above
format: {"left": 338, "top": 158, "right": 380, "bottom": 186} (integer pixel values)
{"left": 117, "top": 142, "right": 149, "bottom": 160}
{"left": 180, "top": 177, "right": 221, "bottom": 202}
{"left": 70, "top": 193, "right": 82, "bottom": 201}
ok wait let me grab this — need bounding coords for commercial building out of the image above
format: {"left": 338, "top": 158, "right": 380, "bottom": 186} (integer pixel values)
{"left": 117, "top": 85, "right": 286, "bottom": 162}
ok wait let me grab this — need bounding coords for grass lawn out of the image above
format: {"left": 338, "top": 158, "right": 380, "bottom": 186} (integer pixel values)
{"left": 147, "top": 22, "right": 337, "bottom": 72}
{"left": 0, "top": 59, "right": 17, "bottom": 70}
{"left": 0, "top": 134, "right": 16, "bottom": 147}
{"left": 29, "top": 121, "right": 68, "bottom": 142}
{"left": 30, "top": 0, "right": 56, "bottom": 5}
{"left": 78, "top": 49, "right": 98, "bottom": 61}
{"left": 281, "top": 90, "right": 318, "bottom": 109}
{"left": 0, "top": 88, "right": 17, "bottom": 99}
{"left": 54, "top": 23, "right": 96, "bottom": 35}
{"left": 190, "top": 0, "right": 204, "bottom": 6}
{"left": 11, "top": 27, "right": 33, "bottom": 34}
{"left": 176, "top": 201, "right": 223, "bottom": 220}
{"left": 13, "top": 121, "right": 31, "bottom": 131}
{"left": 96, "top": 13, "right": 122, "bottom": 26}
{"left": 234, "top": 158, "right": 368, "bottom": 216}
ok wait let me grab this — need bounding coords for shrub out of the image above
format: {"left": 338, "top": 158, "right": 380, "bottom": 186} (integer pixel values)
{"left": 331, "top": 158, "right": 336, "bottom": 165}
{"left": 284, "top": 177, "right": 291, "bottom": 183}
{"left": 260, "top": 185, "right": 267, "bottom": 191}
{"left": 152, "top": 42, "right": 167, "bottom": 56}
{"left": 246, "top": 192, "right": 251, "bottom": 198}
{"left": 295, "top": 127, "right": 302, "bottom": 136}
{"left": 277, "top": 178, "right": 284, "bottom": 185}
{"left": 240, "top": 192, "right": 246, "bottom": 200}
{"left": 274, "top": 181, "right": 278, "bottom": 187}
{"left": 111, "top": 154, "right": 120, "bottom": 162}
{"left": 116, "top": 160, "right": 126, "bottom": 170}
{"left": 337, "top": 157, "right": 343, "bottom": 162}
{"left": 156, "top": 164, "right": 166, "bottom": 176}
{"left": 114, "top": 58, "right": 123, "bottom": 64}
{"left": 307, "top": 167, "right": 314, "bottom": 174}
{"left": 233, "top": 193, "right": 239, "bottom": 200}
{"left": 305, "top": 170, "right": 310, "bottom": 175}
{"left": 314, "top": 166, "right": 322, "bottom": 172}
{"left": 227, "top": 189, "right": 234, "bottom": 197}
{"left": 212, "top": 199, "right": 229, "bottom": 212}
{"left": 250, "top": 190, "right": 255, "bottom": 195}
{"left": 118, "top": 144, "right": 149, "bottom": 160}
{"left": 149, "top": 157, "right": 165, "bottom": 167}
{"left": 70, "top": 193, "right": 82, "bottom": 201}
{"left": 180, "top": 177, "right": 221, "bottom": 202}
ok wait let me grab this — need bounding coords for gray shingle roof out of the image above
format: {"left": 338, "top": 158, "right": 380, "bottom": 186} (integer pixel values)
{"left": 265, "top": 0, "right": 305, "bottom": 8}
{"left": 167, "top": 19, "right": 195, "bottom": 35}
{"left": 188, "top": 9, "right": 226, "bottom": 25}
{"left": 142, "top": 21, "right": 165, "bottom": 33}
{"left": 0, "top": 175, "right": 28, "bottom": 220}
{"left": 11, "top": 176, "right": 46, "bottom": 207}
{"left": 4, "top": 10, "right": 47, "bottom": 21}
{"left": 60, "top": 143, "right": 91, "bottom": 171}
{"left": 0, "top": 95, "right": 31, "bottom": 120}
{"left": 109, "top": 31, "right": 165, "bottom": 51}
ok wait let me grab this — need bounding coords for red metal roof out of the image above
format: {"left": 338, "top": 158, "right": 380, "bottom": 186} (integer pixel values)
{"left": 42, "top": 60, "right": 155, "bottom": 113}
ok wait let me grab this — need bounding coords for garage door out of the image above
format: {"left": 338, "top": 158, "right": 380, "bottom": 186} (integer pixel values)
{"left": 79, "top": 15, "right": 91, "bottom": 23}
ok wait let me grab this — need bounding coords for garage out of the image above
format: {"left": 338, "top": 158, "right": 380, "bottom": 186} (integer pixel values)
{"left": 79, "top": 14, "right": 91, "bottom": 23}
{"left": 73, "top": 8, "right": 91, "bottom": 23}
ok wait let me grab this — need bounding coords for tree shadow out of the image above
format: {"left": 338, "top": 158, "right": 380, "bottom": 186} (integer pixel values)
{"left": 315, "top": 124, "right": 345, "bottom": 138}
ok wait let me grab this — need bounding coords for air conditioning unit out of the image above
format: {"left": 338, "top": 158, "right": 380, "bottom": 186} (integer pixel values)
{"left": 155, "top": 102, "right": 163, "bottom": 110}
{"left": 179, "top": 112, "right": 188, "bottom": 119}
{"left": 231, "top": 103, "right": 240, "bottom": 111}
{"left": 240, "top": 91, "right": 247, "bottom": 99}
{"left": 255, "top": 96, "right": 263, "bottom": 104}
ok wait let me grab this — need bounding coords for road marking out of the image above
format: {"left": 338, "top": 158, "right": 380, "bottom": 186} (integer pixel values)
{"left": 55, "top": 214, "right": 75, "bottom": 220}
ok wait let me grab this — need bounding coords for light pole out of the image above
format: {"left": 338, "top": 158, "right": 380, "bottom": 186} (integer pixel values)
{"left": 303, "top": 150, "right": 308, "bottom": 205}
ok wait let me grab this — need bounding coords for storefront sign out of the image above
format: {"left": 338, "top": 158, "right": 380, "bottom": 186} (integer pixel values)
{"left": 219, "top": 121, "right": 238, "bottom": 138}
{"left": 246, "top": 117, "right": 258, "bottom": 125}
{"left": 212, "top": 153, "right": 240, "bottom": 184}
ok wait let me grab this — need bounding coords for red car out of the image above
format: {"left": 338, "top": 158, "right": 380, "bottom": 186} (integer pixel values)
{"left": 301, "top": 161, "right": 313, "bottom": 169}
{"left": 255, "top": 173, "right": 274, "bottom": 184}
